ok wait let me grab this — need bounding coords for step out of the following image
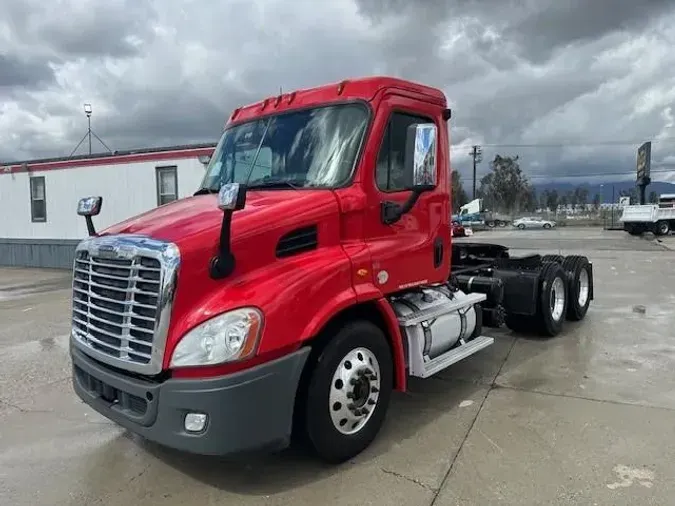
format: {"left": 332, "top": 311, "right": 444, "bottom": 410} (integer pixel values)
{"left": 411, "top": 335, "right": 495, "bottom": 378}
{"left": 398, "top": 292, "right": 487, "bottom": 327}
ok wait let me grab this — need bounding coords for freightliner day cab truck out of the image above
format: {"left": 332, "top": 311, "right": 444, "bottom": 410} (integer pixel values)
{"left": 70, "top": 76, "right": 595, "bottom": 463}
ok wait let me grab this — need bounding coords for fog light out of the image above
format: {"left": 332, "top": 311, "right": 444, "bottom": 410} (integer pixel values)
{"left": 184, "top": 412, "right": 208, "bottom": 432}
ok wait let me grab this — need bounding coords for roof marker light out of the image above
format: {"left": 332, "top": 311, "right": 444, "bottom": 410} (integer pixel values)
{"left": 287, "top": 92, "right": 296, "bottom": 104}
{"left": 337, "top": 80, "right": 348, "bottom": 95}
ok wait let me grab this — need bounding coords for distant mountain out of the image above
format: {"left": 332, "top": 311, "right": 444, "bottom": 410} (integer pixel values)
{"left": 531, "top": 181, "right": 675, "bottom": 201}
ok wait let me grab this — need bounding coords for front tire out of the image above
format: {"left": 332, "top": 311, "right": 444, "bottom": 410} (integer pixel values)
{"left": 304, "top": 320, "right": 393, "bottom": 463}
{"left": 517, "top": 224, "right": 525, "bottom": 230}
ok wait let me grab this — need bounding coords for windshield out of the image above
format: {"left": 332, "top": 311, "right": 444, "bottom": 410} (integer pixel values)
{"left": 200, "top": 103, "right": 369, "bottom": 191}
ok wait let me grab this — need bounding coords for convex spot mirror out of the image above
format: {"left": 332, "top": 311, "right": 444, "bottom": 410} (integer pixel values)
{"left": 404, "top": 123, "right": 438, "bottom": 191}
{"left": 217, "top": 182, "right": 247, "bottom": 211}
{"left": 77, "top": 196, "right": 103, "bottom": 216}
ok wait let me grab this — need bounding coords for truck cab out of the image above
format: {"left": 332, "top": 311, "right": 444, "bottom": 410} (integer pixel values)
{"left": 70, "top": 77, "right": 594, "bottom": 463}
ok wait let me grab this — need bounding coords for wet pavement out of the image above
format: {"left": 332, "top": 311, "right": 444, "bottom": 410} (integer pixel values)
{"left": 1, "top": 228, "right": 675, "bottom": 505}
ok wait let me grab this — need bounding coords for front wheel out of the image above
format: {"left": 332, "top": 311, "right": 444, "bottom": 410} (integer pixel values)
{"left": 303, "top": 320, "right": 393, "bottom": 463}
{"left": 517, "top": 224, "right": 525, "bottom": 229}
{"left": 543, "top": 223, "right": 552, "bottom": 229}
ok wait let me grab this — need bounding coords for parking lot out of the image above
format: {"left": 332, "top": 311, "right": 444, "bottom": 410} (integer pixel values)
{"left": 2, "top": 227, "right": 675, "bottom": 505}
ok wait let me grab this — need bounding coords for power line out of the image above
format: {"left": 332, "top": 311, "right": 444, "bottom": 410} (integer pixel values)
{"left": 449, "top": 137, "right": 675, "bottom": 149}
{"left": 456, "top": 166, "right": 675, "bottom": 181}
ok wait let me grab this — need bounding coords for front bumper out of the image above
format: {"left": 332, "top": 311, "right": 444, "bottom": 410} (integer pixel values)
{"left": 71, "top": 345, "right": 311, "bottom": 456}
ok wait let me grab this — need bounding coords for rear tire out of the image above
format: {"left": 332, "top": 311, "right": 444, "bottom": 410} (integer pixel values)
{"left": 656, "top": 220, "right": 670, "bottom": 236}
{"left": 541, "top": 254, "right": 564, "bottom": 264}
{"left": 561, "top": 255, "right": 592, "bottom": 321}
{"left": 517, "top": 224, "right": 525, "bottom": 229}
{"left": 536, "top": 262, "right": 568, "bottom": 336}
{"left": 543, "top": 223, "right": 552, "bottom": 229}
{"left": 303, "top": 320, "right": 393, "bottom": 463}
{"left": 505, "top": 262, "right": 568, "bottom": 337}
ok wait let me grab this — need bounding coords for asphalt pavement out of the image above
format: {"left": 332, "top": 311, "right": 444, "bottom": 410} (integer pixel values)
{"left": 1, "top": 227, "right": 674, "bottom": 505}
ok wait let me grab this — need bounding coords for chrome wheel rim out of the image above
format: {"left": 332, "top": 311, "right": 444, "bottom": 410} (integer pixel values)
{"left": 578, "top": 268, "right": 590, "bottom": 307}
{"left": 329, "top": 347, "right": 381, "bottom": 435}
{"left": 550, "top": 276, "right": 566, "bottom": 321}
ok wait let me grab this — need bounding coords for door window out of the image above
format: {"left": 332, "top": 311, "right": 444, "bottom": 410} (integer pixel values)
{"left": 375, "top": 112, "right": 434, "bottom": 192}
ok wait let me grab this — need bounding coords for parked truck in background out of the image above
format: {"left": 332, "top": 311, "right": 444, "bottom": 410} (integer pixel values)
{"left": 452, "top": 198, "right": 511, "bottom": 228}
{"left": 69, "top": 76, "right": 595, "bottom": 464}
{"left": 620, "top": 193, "right": 675, "bottom": 236}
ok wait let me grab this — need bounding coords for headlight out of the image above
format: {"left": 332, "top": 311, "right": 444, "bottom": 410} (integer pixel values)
{"left": 170, "top": 307, "right": 263, "bottom": 368}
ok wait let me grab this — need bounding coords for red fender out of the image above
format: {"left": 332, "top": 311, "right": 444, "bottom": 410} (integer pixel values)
{"left": 375, "top": 297, "right": 407, "bottom": 392}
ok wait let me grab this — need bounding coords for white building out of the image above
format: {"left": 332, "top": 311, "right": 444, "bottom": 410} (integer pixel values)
{"left": 0, "top": 143, "right": 216, "bottom": 268}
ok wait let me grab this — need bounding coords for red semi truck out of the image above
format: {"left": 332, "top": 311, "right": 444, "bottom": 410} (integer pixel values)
{"left": 70, "top": 76, "right": 594, "bottom": 463}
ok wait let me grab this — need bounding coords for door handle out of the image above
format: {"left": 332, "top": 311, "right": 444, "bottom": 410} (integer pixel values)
{"left": 433, "top": 237, "right": 443, "bottom": 268}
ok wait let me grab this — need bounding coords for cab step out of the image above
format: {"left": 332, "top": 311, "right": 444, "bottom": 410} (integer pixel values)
{"left": 412, "top": 335, "right": 495, "bottom": 378}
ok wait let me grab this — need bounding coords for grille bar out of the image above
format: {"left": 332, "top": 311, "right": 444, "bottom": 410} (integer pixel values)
{"left": 70, "top": 235, "right": 179, "bottom": 374}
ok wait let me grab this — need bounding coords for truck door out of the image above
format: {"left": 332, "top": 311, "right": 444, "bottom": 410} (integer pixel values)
{"left": 363, "top": 94, "right": 449, "bottom": 293}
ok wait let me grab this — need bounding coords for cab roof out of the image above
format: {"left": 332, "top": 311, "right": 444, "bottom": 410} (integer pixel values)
{"left": 228, "top": 76, "right": 447, "bottom": 125}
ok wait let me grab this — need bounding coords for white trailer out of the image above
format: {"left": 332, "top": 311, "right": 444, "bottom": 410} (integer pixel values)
{"left": 620, "top": 194, "right": 675, "bottom": 235}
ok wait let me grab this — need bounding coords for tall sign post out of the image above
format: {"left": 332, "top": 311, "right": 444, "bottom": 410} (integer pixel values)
{"left": 636, "top": 141, "right": 651, "bottom": 205}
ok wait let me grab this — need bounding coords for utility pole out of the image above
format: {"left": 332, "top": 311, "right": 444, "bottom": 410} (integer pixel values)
{"left": 469, "top": 145, "right": 482, "bottom": 199}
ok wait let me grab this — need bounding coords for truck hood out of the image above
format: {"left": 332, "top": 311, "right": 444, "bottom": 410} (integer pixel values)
{"left": 101, "top": 190, "right": 338, "bottom": 245}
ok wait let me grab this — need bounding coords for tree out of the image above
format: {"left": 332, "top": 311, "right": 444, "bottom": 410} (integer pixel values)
{"left": 573, "top": 186, "right": 589, "bottom": 210}
{"left": 477, "top": 155, "right": 532, "bottom": 214}
{"left": 648, "top": 191, "right": 658, "bottom": 204}
{"left": 592, "top": 193, "right": 601, "bottom": 210}
{"left": 545, "top": 189, "right": 559, "bottom": 212}
{"left": 451, "top": 171, "right": 468, "bottom": 212}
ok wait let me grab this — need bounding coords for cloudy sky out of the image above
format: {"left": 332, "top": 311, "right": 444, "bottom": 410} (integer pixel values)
{"left": 1, "top": 0, "right": 675, "bottom": 184}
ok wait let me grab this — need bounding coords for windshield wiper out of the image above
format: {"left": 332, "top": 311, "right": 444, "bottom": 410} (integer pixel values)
{"left": 193, "top": 186, "right": 219, "bottom": 195}
{"left": 247, "top": 180, "right": 303, "bottom": 190}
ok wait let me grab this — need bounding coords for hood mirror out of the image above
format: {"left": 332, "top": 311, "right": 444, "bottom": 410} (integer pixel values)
{"left": 77, "top": 196, "right": 103, "bottom": 236}
{"left": 210, "top": 183, "right": 247, "bottom": 279}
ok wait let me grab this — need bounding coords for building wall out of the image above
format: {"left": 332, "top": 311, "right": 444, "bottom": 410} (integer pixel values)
{"left": 0, "top": 153, "right": 210, "bottom": 268}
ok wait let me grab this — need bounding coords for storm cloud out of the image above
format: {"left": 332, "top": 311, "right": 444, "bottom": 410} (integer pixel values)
{"left": 1, "top": 0, "right": 674, "bottom": 183}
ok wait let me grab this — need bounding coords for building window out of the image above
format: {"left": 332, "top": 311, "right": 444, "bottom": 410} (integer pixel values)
{"left": 30, "top": 176, "right": 46, "bottom": 222}
{"left": 375, "top": 112, "right": 435, "bottom": 192}
{"left": 156, "top": 166, "right": 178, "bottom": 206}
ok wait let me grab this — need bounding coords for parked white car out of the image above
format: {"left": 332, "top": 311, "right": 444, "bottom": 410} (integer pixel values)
{"left": 512, "top": 217, "right": 556, "bottom": 229}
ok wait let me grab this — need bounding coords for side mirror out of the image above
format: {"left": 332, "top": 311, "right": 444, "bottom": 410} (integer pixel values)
{"left": 381, "top": 122, "right": 438, "bottom": 225}
{"left": 405, "top": 123, "right": 437, "bottom": 191}
{"left": 77, "top": 196, "right": 103, "bottom": 236}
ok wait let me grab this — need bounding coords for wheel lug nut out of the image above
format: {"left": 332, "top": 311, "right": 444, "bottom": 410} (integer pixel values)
{"left": 371, "top": 387, "right": 379, "bottom": 393}
{"left": 346, "top": 392, "right": 354, "bottom": 399}
{"left": 353, "top": 408, "right": 362, "bottom": 416}
{"left": 350, "top": 378, "right": 358, "bottom": 385}
{"left": 367, "top": 399, "right": 375, "bottom": 405}
{"left": 361, "top": 408, "right": 370, "bottom": 415}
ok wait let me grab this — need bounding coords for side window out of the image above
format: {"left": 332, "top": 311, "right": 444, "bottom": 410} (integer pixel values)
{"left": 376, "top": 112, "right": 433, "bottom": 192}
{"left": 156, "top": 166, "right": 178, "bottom": 206}
{"left": 30, "top": 176, "right": 46, "bottom": 222}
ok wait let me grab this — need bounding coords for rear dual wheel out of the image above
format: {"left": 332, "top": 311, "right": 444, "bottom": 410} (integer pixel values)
{"left": 561, "top": 255, "right": 592, "bottom": 321}
{"left": 505, "top": 261, "right": 568, "bottom": 337}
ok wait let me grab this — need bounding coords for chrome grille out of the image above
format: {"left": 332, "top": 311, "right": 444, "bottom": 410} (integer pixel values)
{"left": 70, "top": 235, "right": 180, "bottom": 375}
